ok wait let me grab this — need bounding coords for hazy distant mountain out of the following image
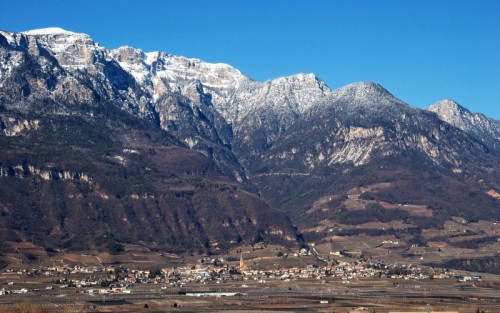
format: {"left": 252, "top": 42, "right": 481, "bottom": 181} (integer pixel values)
{"left": 0, "top": 28, "right": 498, "bottom": 266}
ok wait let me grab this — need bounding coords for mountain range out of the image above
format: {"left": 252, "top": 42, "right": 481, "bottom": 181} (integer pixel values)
{"left": 0, "top": 28, "right": 499, "bottom": 269}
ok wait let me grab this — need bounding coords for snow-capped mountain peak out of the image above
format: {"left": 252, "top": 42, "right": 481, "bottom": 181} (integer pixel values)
{"left": 332, "top": 81, "right": 393, "bottom": 98}
{"left": 328, "top": 81, "right": 405, "bottom": 111}
{"left": 22, "top": 27, "right": 77, "bottom": 36}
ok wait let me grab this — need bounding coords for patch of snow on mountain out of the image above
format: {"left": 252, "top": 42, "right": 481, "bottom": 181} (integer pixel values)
{"left": 22, "top": 27, "right": 77, "bottom": 35}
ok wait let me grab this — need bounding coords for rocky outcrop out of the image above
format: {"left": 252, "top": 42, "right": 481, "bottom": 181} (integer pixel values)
{"left": 0, "top": 116, "right": 40, "bottom": 136}
{"left": 429, "top": 99, "right": 500, "bottom": 151}
{"left": 0, "top": 162, "right": 91, "bottom": 182}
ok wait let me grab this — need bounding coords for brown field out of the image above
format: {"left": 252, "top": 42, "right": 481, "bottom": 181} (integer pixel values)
{"left": 342, "top": 184, "right": 434, "bottom": 218}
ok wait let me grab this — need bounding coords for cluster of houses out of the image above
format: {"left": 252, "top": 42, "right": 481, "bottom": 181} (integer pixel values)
{"left": 0, "top": 255, "right": 482, "bottom": 296}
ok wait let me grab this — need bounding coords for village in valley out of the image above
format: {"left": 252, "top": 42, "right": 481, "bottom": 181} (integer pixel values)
{"left": 1, "top": 244, "right": 498, "bottom": 312}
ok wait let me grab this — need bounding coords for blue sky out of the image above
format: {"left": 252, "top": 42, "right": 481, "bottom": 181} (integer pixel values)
{"left": 1, "top": 0, "right": 499, "bottom": 119}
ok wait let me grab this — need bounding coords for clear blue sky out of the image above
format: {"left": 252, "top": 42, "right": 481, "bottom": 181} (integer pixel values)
{"left": 1, "top": 0, "right": 499, "bottom": 119}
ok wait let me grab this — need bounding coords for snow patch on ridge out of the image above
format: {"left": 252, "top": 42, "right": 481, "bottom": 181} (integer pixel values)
{"left": 22, "top": 27, "right": 77, "bottom": 35}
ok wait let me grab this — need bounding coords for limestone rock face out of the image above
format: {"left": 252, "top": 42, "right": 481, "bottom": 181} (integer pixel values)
{"left": 429, "top": 99, "right": 500, "bottom": 151}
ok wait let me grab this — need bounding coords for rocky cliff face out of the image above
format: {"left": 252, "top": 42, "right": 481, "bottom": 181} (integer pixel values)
{"left": 0, "top": 28, "right": 149, "bottom": 114}
{"left": 0, "top": 28, "right": 499, "bottom": 257}
{"left": 0, "top": 28, "right": 298, "bottom": 254}
{"left": 428, "top": 99, "right": 500, "bottom": 151}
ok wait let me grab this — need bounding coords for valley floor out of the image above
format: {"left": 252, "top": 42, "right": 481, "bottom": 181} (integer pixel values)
{"left": 1, "top": 273, "right": 500, "bottom": 312}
